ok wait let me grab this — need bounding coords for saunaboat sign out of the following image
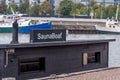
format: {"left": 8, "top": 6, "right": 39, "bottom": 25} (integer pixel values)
{"left": 30, "top": 29, "right": 66, "bottom": 42}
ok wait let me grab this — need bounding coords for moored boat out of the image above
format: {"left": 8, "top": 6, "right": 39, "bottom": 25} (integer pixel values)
{"left": 95, "top": 18, "right": 120, "bottom": 34}
{"left": 0, "top": 15, "right": 52, "bottom": 33}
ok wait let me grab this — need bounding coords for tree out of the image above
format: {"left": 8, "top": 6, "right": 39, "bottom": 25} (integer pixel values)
{"left": 92, "top": 4, "right": 101, "bottom": 18}
{"left": 18, "top": 2, "right": 29, "bottom": 13}
{"left": 94, "top": 5, "right": 102, "bottom": 18}
{"left": 70, "top": 2, "right": 86, "bottom": 16}
{"left": 7, "top": 3, "right": 18, "bottom": 14}
{"left": 57, "top": 0, "right": 73, "bottom": 16}
{"left": 29, "top": 5, "right": 40, "bottom": 15}
{"left": 39, "top": 0, "right": 53, "bottom": 15}
{"left": 90, "top": 0, "right": 96, "bottom": 7}
{"left": 70, "top": 3, "right": 76, "bottom": 16}
{"left": 79, "top": 7, "right": 87, "bottom": 15}
{"left": 90, "top": 0, "right": 97, "bottom": 18}
{"left": 105, "top": 5, "right": 116, "bottom": 19}
{"left": 99, "top": 0, "right": 106, "bottom": 19}
{"left": 0, "top": 3, "right": 7, "bottom": 14}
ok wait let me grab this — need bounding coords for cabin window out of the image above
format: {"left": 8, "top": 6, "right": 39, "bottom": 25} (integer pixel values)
{"left": 83, "top": 52, "right": 100, "bottom": 65}
{"left": 19, "top": 57, "right": 45, "bottom": 73}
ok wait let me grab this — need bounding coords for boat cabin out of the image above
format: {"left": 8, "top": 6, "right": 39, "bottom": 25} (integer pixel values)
{"left": 0, "top": 30, "right": 115, "bottom": 80}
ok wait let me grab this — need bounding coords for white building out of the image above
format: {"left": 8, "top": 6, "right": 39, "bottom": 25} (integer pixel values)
{"left": 114, "top": 0, "right": 120, "bottom": 5}
{"left": 29, "top": 0, "right": 37, "bottom": 6}
{"left": 5, "top": 0, "right": 14, "bottom": 5}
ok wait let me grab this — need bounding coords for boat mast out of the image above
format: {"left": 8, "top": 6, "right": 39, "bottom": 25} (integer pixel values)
{"left": 101, "top": 0, "right": 105, "bottom": 19}
{"left": 116, "top": 0, "right": 119, "bottom": 20}
{"left": 11, "top": 7, "right": 15, "bottom": 15}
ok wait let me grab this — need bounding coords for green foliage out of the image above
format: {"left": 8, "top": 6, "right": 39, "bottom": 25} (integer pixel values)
{"left": 70, "top": 3, "right": 87, "bottom": 16}
{"left": 20, "top": 0, "right": 53, "bottom": 16}
{"left": 76, "top": 3, "right": 87, "bottom": 15}
{"left": 18, "top": 2, "right": 29, "bottom": 13}
{"left": 6, "top": 7, "right": 11, "bottom": 14}
{"left": 57, "top": 0, "right": 73, "bottom": 16}
{"left": 94, "top": 7, "right": 101, "bottom": 18}
{"left": 39, "top": 1, "right": 53, "bottom": 15}
{"left": 79, "top": 7, "right": 87, "bottom": 14}
{"left": 90, "top": 1, "right": 98, "bottom": 18}
{"left": 90, "top": 0, "right": 96, "bottom": 7}
{"left": 29, "top": 5, "right": 40, "bottom": 15}
{"left": 92, "top": 4, "right": 101, "bottom": 18}
{"left": 70, "top": 3, "right": 76, "bottom": 16}
{"left": 105, "top": 5, "right": 116, "bottom": 18}
{"left": 0, "top": 3, "right": 7, "bottom": 14}
{"left": 9, "top": 3, "right": 18, "bottom": 14}
{"left": 0, "top": 0, "right": 119, "bottom": 19}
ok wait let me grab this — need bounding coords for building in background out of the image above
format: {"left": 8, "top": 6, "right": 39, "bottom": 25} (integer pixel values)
{"left": 20, "top": 0, "right": 29, "bottom": 3}
{"left": 5, "top": 0, "right": 14, "bottom": 5}
{"left": 81, "top": 0, "right": 114, "bottom": 5}
{"left": 114, "top": 0, "right": 120, "bottom": 5}
{"left": 29, "top": 0, "right": 38, "bottom": 6}
{"left": 14, "top": 0, "right": 21, "bottom": 5}
{"left": 0, "top": 0, "right": 5, "bottom": 3}
{"left": 48, "top": 0, "right": 54, "bottom": 9}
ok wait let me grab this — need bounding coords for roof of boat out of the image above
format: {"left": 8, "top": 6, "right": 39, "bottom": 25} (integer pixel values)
{"left": 0, "top": 39, "right": 115, "bottom": 49}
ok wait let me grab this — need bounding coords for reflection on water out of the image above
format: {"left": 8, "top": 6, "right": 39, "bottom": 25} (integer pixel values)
{"left": 0, "top": 33, "right": 30, "bottom": 44}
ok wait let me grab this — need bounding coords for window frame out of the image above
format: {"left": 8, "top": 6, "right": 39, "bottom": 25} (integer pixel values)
{"left": 82, "top": 52, "right": 101, "bottom": 66}
{"left": 18, "top": 57, "right": 45, "bottom": 74}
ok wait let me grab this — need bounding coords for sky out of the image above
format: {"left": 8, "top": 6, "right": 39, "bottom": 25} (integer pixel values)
{"left": 97, "top": 0, "right": 114, "bottom": 2}
{"left": 81, "top": 0, "right": 114, "bottom": 2}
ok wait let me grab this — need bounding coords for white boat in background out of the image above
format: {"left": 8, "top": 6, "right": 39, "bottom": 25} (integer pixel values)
{"left": 0, "top": 14, "right": 52, "bottom": 33}
{"left": 95, "top": 2, "right": 120, "bottom": 34}
{"left": 95, "top": 18, "right": 120, "bottom": 34}
{"left": 95, "top": 19, "right": 120, "bottom": 34}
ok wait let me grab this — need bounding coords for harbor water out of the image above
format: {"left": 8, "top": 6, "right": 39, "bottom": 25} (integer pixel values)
{"left": 0, "top": 33, "right": 119, "bottom": 68}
